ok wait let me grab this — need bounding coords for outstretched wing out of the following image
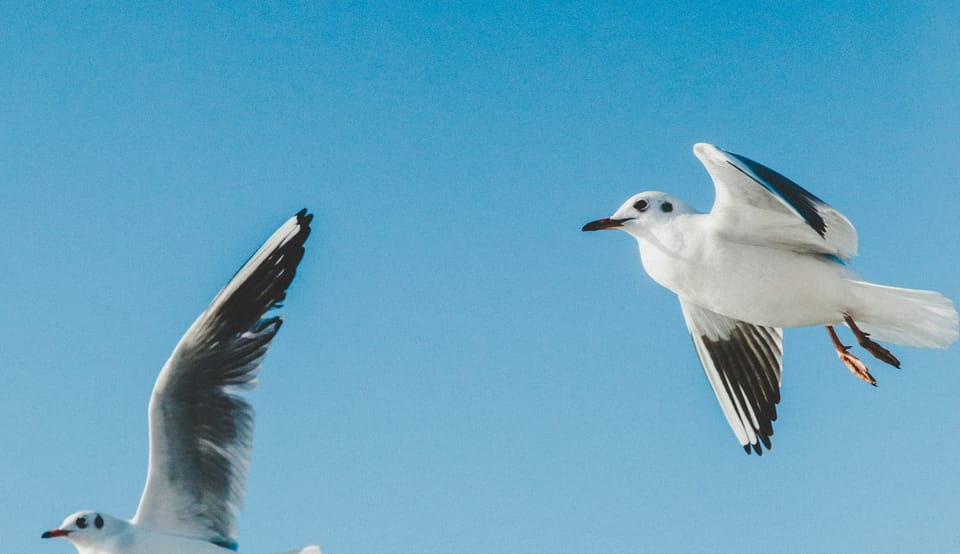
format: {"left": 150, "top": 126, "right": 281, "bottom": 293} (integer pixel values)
{"left": 679, "top": 300, "right": 782, "bottom": 455}
{"left": 693, "top": 143, "right": 857, "bottom": 262}
{"left": 132, "top": 209, "right": 312, "bottom": 545}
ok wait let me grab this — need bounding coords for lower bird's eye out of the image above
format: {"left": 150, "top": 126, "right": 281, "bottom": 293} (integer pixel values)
{"left": 76, "top": 517, "right": 88, "bottom": 529}
{"left": 634, "top": 199, "right": 648, "bottom": 212}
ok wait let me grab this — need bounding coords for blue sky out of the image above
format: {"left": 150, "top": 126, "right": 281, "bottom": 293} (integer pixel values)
{"left": 3, "top": 2, "right": 959, "bottom": 552}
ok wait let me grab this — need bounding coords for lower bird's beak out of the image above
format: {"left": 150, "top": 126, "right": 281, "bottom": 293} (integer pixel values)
{"left": 582, "top": 218, "right": 628, "bottom": 232}
{"left": 41, "top": 529, "right": 70, "bottom": 539}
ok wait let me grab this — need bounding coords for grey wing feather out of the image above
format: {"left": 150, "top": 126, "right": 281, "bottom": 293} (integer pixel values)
{"left": 679, "top": 300, "right": 783, "bottom": 455}
{"left": 132, "top": 209, "right": 312, "bottom": 544}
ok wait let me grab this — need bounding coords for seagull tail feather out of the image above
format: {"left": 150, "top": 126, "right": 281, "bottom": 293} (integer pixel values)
{"left": 845, "top": 280, "right": 959, "bottom": 348}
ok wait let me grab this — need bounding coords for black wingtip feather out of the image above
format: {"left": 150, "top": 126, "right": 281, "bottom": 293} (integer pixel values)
{"left": 297, "top": 208, "right": 314, "bottom": 227}
{"left": 726, "top": 153, "right": 829, "bottom": 238}
{"left": 229, "top": 211, "right": 309, "bottom": 327}
{"left": 698, "top": 321, "right": 781, "bottom": 456}
{"left": 703, "top": 329, "right": 779, "bottom": 455}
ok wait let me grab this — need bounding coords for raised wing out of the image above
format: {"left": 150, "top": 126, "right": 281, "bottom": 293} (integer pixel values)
{"left": 132, "top": 209, "right": 312, "bottom": 546}
{"left": 693, "top": 143, "right": 857, "bottom": 262}
{"left": 679, "top": 300, "right": 782, "bottom": 455}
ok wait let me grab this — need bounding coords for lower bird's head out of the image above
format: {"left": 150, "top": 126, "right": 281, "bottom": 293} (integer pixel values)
{"left": 42, "top": 511, "right": 119, "bottom": 548}
{"left": 582, "top": 191, "right": 691, "bottom": 237}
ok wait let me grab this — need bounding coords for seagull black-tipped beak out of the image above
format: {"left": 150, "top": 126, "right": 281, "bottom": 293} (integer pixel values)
{"left": 582, "top": 218, "right": 627, "bottom": 232}
{"left": 42, "top": 529, "right": 70, "bottom": 539}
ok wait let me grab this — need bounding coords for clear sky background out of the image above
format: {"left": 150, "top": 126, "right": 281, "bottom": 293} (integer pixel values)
{"left": 3, "top": 2, "right": 959, "bottom": 553}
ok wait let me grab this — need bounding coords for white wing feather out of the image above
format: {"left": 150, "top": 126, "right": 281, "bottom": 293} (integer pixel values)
{"left": 694, "top": 143, "right": 858, "bottom": 262}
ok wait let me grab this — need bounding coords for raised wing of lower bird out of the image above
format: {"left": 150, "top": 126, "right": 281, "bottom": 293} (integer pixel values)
{"left": 132, "top": 210, "right": 312, "bottom": 547}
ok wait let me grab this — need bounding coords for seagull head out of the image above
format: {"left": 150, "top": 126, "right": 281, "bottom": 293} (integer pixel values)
{"left": 42, "top": 510, "right": 121, "bottom": 548}
{"left": 582, "top": 192, "right": 691, "bottom": 238}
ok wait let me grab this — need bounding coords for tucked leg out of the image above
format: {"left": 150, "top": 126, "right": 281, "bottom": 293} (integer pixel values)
{"left": 843, "top": 314, "right": 901, "bottom": 368}
{"left": 826, "top": 325, "right": 877, "bottom": 386}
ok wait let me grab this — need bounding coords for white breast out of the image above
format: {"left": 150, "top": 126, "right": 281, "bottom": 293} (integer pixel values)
{"left": 635, "top": 217, "right": 853, "bottom": 328}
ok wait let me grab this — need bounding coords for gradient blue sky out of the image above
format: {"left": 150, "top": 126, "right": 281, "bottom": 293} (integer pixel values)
{"left": 3, "top": 2, "right": 960, "bottom": 553}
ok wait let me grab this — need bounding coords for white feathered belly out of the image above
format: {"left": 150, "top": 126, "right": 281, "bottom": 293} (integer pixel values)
{"left": 77, "top": 528, "right": 232, "bottom": 554}
{"left": 639, "top": 238, "right": 854, "bottom": 328}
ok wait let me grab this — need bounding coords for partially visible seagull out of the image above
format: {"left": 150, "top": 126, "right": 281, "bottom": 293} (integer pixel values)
{"left": 582, "top": 144, "right": 958, "bottom": 455}
{"left": 42, "top": 209, "right": 321, "bottom": 553}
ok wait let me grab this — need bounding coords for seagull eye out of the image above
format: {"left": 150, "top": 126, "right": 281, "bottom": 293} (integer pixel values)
{"left": 633, "top": 199, "right": 648, "bottom": 212}
{"left": 76, "top": 517, "right": 88, "bottom": 529}
{"left": 661, "top": 201, "right": 673, "bottom": 213}
{"left": 95, "top": 515, "right": 104, "bottom": 529}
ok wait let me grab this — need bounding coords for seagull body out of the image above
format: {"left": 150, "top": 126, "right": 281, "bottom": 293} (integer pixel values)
{"left": 630, "top": 205, "right": 855, "bottom": 328}
{"left": 44, "top": 514, "right": 314, "bottom": 554}
{"left": 43, "top": 210, "right": 321, "bottom": 553}
{"left": 583, "top": 144, "right": 958, "bottom": 454}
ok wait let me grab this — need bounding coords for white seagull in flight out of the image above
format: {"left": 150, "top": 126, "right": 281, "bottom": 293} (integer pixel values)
{"left": 582, "top": 144, "right": 958, "bottom": 455}
{"left": 43, "top": 209, "right": 321, "bottom": 553}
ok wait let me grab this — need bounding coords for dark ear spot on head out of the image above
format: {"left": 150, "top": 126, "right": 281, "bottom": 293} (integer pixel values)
{"left": 95, "top": 515, "right": 104, "bottom": 529}
{"left": 661, "top": 201, "right": 673, "bottom": 213}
